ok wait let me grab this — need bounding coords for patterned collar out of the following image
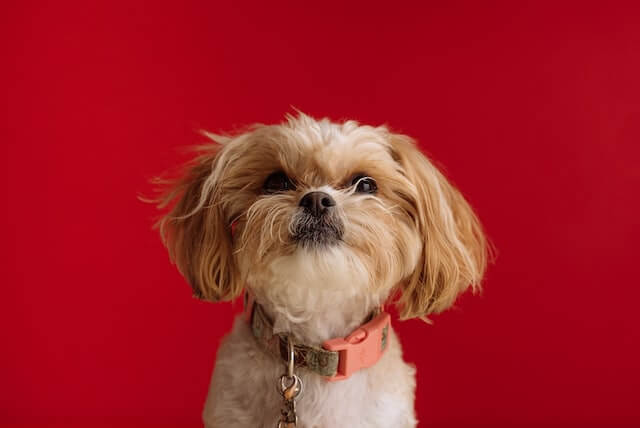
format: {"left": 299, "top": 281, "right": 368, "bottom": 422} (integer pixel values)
{"left": 244, "top": 292, "right": 391, "bottom": 381}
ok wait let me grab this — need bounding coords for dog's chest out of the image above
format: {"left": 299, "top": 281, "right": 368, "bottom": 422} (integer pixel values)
{"left": 203, "top": 319, "right": 416, "bottom": 428}
{"left": 294, "top": 373, "right": 413, "bottom": 427}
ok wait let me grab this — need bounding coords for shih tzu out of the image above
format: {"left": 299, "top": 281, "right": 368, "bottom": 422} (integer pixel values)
{"left": 152, "top": 113, "right": 488, "bottom": 427}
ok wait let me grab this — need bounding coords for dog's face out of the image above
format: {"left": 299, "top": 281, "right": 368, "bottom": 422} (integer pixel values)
{"left": 155, "top": 114, "right": 487, "bottom": 319}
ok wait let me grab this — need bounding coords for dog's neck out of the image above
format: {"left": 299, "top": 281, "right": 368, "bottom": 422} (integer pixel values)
{"left": 245, "top": 248, "right": 390, "bottom": 345}
{"left": 250, "top": 287, "right": 378, "bottom": 345}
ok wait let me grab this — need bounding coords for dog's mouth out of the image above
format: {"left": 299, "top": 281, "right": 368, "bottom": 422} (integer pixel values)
{"left": 291, "top": 214, "right": 344, "bottom": 248}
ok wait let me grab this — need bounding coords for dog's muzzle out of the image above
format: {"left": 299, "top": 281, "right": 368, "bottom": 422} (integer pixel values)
{"left": 292, "top": 191, "right": 344, "bottom": 247}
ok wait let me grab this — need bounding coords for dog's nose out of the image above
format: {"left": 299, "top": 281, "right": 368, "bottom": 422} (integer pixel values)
{"left": 299, "top": 191, "right": 336, "bottom": 217}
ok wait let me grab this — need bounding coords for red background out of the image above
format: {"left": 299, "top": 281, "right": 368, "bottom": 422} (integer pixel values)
{"left": 2, "top": 1, "right": 640, "bottom": 427}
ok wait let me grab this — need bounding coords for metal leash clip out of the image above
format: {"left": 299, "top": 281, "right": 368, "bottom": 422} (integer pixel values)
{"left": 277, "top": 336, "right": 303, "bottom": 428}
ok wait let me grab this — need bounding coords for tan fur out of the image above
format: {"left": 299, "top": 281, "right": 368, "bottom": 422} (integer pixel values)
{"left": 152, "top": 143, "right": 241, "bottom": 300}
{"left": 387, "top": 134, "right": 488, "bottom": 319}
{"left": 149, "top": 113, "right": 489, "bottom": 427}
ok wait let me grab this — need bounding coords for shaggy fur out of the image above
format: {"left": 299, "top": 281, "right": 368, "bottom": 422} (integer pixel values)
{"left": 151, "top": 113, "right": 487, "bottom": 427}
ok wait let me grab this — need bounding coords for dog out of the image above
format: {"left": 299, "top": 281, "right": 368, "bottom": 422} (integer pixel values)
{"left": 152, "top": 113, "right": 488, "bottom": 427}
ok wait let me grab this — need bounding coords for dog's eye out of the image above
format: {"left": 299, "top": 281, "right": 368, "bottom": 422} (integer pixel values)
{"left": 352, "top": 175, "right": 377, "bottom": 194}
{"left": 263, "top": 171, "right": 294, "bottom": 193}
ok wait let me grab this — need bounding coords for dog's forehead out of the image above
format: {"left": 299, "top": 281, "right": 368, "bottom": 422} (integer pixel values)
{"left": 280, "top": 122, "right": 394, "bottom": 183}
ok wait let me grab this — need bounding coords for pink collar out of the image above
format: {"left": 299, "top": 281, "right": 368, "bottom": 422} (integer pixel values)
{"left": 244, "top": 292, "right": 390, "bottom": 381}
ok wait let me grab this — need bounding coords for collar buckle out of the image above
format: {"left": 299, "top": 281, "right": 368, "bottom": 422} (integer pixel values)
{"left": 322, "top": 312, "right": 391, "bottom": 381}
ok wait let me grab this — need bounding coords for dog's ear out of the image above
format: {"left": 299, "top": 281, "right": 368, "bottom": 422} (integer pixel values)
{"left": 151, "top": 141, "right": 242, "bottom": 301}
{"left": 389, "top": 134, "right": 488, "bottom": 319}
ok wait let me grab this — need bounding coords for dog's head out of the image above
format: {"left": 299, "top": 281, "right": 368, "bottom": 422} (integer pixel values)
{"left": 154, "top": 113, "right": 487, "bottom": 319}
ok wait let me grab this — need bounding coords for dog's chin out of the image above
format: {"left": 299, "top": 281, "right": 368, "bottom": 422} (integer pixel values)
{"left": 293, "top": 229, "right": 341, "bottom": 249}
{"left": 256, "top": 243, "right": 372, "bottom": 302}
{"left": 291, "top": 218, "right": 344, "bottom": 249}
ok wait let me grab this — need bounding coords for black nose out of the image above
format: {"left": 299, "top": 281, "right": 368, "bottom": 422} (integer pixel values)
{"left": 299, "top": 191, "right": 336, "bottom": 217}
